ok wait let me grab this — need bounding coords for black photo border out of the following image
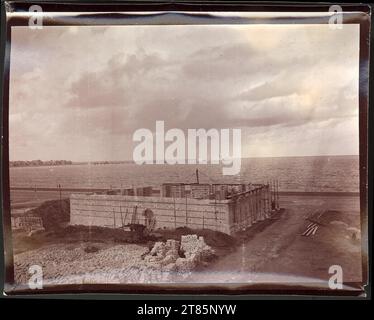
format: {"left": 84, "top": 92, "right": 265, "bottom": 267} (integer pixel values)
{"left": 0, "top": 0, "right": 372, "bottom": 299}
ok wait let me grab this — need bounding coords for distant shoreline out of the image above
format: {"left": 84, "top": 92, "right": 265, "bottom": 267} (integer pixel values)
{"left": 9, "top": 154, "right": 359, "bottom": 168}
{"left": 9, "top": 161, "right": 135, "bottom": 168}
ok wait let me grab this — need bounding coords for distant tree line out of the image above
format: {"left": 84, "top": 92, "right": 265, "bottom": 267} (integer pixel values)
{"left": 10, "top": 160, "right": 73, "bottom": 167}
{"left": 90, "top": 160, "right": 134, "bottom": 165}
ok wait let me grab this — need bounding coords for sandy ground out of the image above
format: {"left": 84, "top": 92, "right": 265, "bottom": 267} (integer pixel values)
{"left": 11, "top": 194, "right": 364, "bottom": 290}
{"left": 189, "top": 195, "right": 363, "bottom": 289}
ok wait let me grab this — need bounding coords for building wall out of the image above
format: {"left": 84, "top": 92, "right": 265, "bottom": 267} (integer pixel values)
{"left": 70, "top": 185, "right": 271, "bottom": 235}
{"left": 70, "top": 194, "right": 232, "bottom": 234}
{"left": 190, "top": 184, "right": 211, "bottom": 199}
{"left": 227, "top": 186, "right": 271, "bottom": 233}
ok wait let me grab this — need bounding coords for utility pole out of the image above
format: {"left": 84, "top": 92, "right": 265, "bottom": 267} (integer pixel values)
{"left": 196, "top": 168, "right": 199, "bottom": 184}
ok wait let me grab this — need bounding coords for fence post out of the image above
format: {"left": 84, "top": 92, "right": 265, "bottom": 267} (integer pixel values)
{"left": 58, "top": 184, "right": 62, "bottom": 217}
{"left": 120, "top": 206, "right": 123, "bottom": 227}
{"left": 277, "top": 180, "right": 280, "bottom": 210}
{"left": 214, "top": 195, "right": 218, "bottom": 231}
{"left": 185, "top": 194, "right": 188, "bottom": 227}
{"left": 113, "top": 208, "right": 116, "bottom": 227}
{"left": 173, "top": 196, "right": 176, "bottom": 229}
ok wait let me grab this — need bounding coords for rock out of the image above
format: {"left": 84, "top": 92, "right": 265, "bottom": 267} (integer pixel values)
{"left": 27, "top": 228, "right": 45, "bottom": 237}
{"left": 161, "top": 254, "right": 177, "bottom": 266}
{"left": 163, "top": 263, "right": 177, "bottom": 272}
{"left": 189, "top": 253, "right": 201, "bottom": 264}
{"left": 165, "top": 239, "right": 180, "bottom": 251}
{"left": 150, "top": 241, "right": 167, "bottom": 258}
{"left": 146, "top": 261, "right": 162, "bottom": 270}
{"left": 84, "top": 245, "right": 99, "bottom": 253}
{"left": 175, "top": 257, "right": 196, "bottom": 274}
{"left": 165, "top": 248, "right": 179, "bottom": 257}
{"left": 180, "top": 234, "right": 215, "bottom": 262}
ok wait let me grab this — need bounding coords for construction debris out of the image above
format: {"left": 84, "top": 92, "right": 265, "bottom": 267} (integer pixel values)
{"left": 301, "top": 210, "right": 328, "bottom": 237}
{"left": 180, "top": 234, "right": 215, "bottom": 261}
{"left": 141, "top": 235, "right": 215, "bottom": 281}
{"left": 302, "top": 222, "right": 319, "bottom": 236}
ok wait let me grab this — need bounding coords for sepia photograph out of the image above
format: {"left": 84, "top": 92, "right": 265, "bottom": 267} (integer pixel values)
{"left": 1, "top": 3, "right": 370, "bottom": 296}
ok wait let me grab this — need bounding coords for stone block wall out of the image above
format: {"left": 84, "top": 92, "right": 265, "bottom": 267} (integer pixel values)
{"left": 70, "top": 193, "right": 231, "bottom": 234}
{"left": 70, "top": 185, "right": 271, "bottom": 235}
{"left": 227, "top": 185, "right": 271, "bottom": 233}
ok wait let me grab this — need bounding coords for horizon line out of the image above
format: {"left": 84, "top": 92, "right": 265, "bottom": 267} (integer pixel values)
{"left": 9, "top": 154, "right": 359, "bottom": 163}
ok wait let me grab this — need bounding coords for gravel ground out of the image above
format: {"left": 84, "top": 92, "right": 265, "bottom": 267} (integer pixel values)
{"left": 14, "top": 236, "right": 215, "bottom": 285}
{"left": 14, "top": 243, "right": 151, "bottom": 285}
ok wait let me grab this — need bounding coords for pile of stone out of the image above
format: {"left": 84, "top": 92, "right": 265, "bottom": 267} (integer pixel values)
{"left": 180, "top": 234, "right": 215, "bottom": 262}
{"left": 141, "top": 234, "right": 215, "bottom": 281}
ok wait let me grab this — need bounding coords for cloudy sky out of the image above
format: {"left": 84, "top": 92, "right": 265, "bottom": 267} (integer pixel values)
{"left": 9, "top": 24, "right": 360, "bottom": 161}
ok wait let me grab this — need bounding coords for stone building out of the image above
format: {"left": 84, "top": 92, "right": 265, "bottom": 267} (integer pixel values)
{"left": 70, "top": 182, "right": 276, "bottom": 235}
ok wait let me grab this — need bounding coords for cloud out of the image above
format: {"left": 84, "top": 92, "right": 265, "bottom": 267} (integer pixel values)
{"left": 67, "top": 51, "right": 168, "bottom": 109}
{"left": 9, "top": 24, "right": 360, "bottom": 160}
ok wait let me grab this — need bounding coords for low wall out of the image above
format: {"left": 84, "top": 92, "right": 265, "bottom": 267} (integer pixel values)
{"left": 70, "top": 194, "right": 232, "bottom": 234}
{"left": 11, "top": 216, "right": 43, "bottom": 231}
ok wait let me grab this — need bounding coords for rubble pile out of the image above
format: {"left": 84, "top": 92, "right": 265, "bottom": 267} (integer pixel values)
{"left": 140, "top": 235, "right": 215, "bottom": 282}
{"left": 180, "top": 234, "right": 215, "bottom": 262}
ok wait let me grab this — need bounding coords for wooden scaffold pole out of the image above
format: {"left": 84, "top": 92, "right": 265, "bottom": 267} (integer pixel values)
{"left": 276, "top": 179, "right": 280, "bottom": 210}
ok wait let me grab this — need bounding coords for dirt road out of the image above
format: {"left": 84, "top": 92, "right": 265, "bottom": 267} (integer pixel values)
{"left": 190, "top": 195, "right": 362, "bottom": 288}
